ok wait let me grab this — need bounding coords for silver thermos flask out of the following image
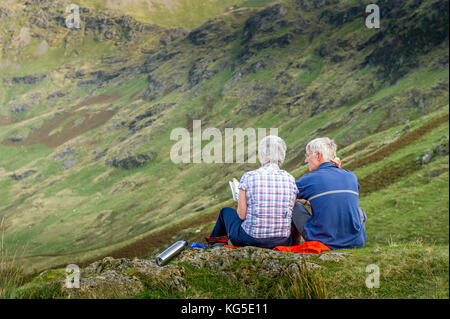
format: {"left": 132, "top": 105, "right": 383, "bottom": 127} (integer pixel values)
{"left": 155, "top": 240, "right": 188, "bottom": 266}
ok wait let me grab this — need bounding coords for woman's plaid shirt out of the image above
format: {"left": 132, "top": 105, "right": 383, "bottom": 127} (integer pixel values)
{"left": 239, "top": 163, "right": 298, "bottom": 238}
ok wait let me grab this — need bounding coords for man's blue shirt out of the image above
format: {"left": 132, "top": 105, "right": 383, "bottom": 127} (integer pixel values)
{"left": 295, "top": 162, "right": 366, "bottom": 250}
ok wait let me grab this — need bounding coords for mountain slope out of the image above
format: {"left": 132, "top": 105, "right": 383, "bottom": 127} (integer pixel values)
{"left": 0, "top": 0, "right": 448, "bottom": 277}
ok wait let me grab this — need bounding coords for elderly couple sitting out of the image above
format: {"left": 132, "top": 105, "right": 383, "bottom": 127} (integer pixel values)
{"left": 209, "top": 136, "right": 367, "bottom": 250}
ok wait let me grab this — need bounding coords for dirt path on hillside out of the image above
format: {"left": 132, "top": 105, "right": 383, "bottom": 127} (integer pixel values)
{"left": 76, "top": 94, "right": 121, "bottom": 109}
{"left": 2, "top": 108, "right": 118, "bottom": 148}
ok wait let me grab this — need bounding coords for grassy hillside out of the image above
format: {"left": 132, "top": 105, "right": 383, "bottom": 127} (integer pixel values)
{"left": 0, "top": 0, "right": 448, "bottom": 298}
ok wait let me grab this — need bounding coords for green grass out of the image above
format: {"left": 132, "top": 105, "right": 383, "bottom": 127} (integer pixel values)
{"left": 0, "top": 144, "right": 53, "bottom": 171}
{"left": 321, "top": 244, "right": 449, "bottom": 298}
{"left": 360, "top": 156, "right": 449, "bottom": 247}
{"left": 296, "top": 55, "right": 324, "bottom": 86}
{"left": 241, "top": 0, "right": 276, "bottom": 8}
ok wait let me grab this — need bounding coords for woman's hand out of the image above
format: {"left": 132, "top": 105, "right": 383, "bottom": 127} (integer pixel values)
{"left": 297, "top": 198, "right": 311, "bottom": 206}
{"left": 330, "top": 157, "right": 341, "bottom": 168}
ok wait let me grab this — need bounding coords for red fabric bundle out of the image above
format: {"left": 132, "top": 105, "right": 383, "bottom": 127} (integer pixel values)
{"left": 273, "top": 241, "right": 331, "bottom": 254}
{"left": 223, "top": 241, "right": 331, "bottom": 254}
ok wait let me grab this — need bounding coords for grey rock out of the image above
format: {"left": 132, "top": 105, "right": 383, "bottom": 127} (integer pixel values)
{"left": 107, "top": 152, "right": 157, "bottom": 169}
{"left": 47, "top": 90, "right": 65, "bottom": 99}
{"left": 9, "top": 103, "right": 30, "bottom": 114}
{"left": 187, "top": 19, "right": 226, "bottom": 46}
{"left": 425, "top": 169, "right": 444, "bottom": 178}
{"left": 160, "top": 27, "right": 188, "bottom": 45}
{"left": 243, "top": 4, "right": 289, "bottom": 42}
{"left": 101, "top": 56, "right": 128, "bottom": 64}
{"left": 188, "top": 58, "right": 218, "bottom": 88}
{"left": 319, "top": 252, "right": 348, "bottom": 262}
{"left": 10, "top": 170, "right": 36, "bottom": 180}
{"left": 54, "top": 147, "right": 77, "bottom": 160}
{"left": 62, "top": 158, "right": 78, "bottom": 170}
{"left": 179, "top": 246, "right": 318, "bottom": 279}
{"left": 244, "top": 87, "right": 278, "bottom": 115}
{"left": 421, "top": 151, "right": 433, "bottom": 165}
{"left": 83, "top": 256, "right": 187, "bottom": 292}
{"left": 10, "top": 74, "right": 46, "bottom": 84}
{"left": 63, "top": 269, "right": 144, "bottom": 298}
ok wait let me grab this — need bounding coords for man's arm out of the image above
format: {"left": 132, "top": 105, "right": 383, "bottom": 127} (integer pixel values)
{"left": 237, "top": 189, "right": 247, "bottom": 220}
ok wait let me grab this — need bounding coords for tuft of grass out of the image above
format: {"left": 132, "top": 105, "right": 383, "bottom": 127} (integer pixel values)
{"left": 0, "top": 217, "right": 26, "bottom": 299}
{"left": 16, "top": 281, "right": 64, "bottom": 299}
{"left": 281, "top": 262, "right": 328, "bottom": 299}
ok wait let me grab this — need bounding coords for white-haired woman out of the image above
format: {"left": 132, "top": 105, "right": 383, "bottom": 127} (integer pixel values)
{"left": 208, "top": 136, "right": 298, "bottom": 249}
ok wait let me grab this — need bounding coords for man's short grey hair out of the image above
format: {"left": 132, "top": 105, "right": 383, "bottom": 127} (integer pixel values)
{"left": 306, "top": 137, "right": 337, "bottom": 161}
{"left": 258, "top": 135, "right": 287, "bottom": 166}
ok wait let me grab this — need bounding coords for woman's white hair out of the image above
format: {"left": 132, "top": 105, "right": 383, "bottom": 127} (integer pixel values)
{"left": 306, "top": 137, "right": 337, "bottom": 161}
{"left": 258, "top": 135, "right": 287, "bottom": 166}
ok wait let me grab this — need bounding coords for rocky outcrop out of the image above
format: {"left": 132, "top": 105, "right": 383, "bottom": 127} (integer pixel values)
{"left": 319, "top": 5, "right": 364, "bottom": 26}
{"left": 187, "top": 19, "right": 227, "bottom": 46}
{"left": 416, "top": 136, "right": 449, "bottom": 165}
{"left": 62, "top": 158, "right": 78, "bottom": 170}
{"left": 243, "top": 87, "right": 278, "bottom": 115}
{"left": 142, "top": 49, "right": 182, "bottom": 73}
{"left": 362, "top": 0, "right": 449, "bottom": 82}
{"left": 3, "top": 74, "right": 47, "bottom": 85}
{"left": 234, "top": 4, "right": 296, "bottom": 62}
{"left": 294, "top": 0, "right": 338, "bottom": 12}
{"left": 160, "top": 27, "right": 188, "bottom": 46}
{"left": 47, "top": 90, "right": 65, "bottom": 99}
{"left": 140, "top": 73, "right": 182, "bottom": 101}
{"left": 83, "top": 14, "right": 148, "bottom": 42}
{"left": 26, "top": 246, "right": 349, "bottom": 298}
{"left": 107, "top": 152, "right": 157, "bottom": 169}
{"left": 179, "top": 246, "right": 323, "bottom": 279}
{"left": 125, "top": 102, "right": 174, "bottom": 133}
{"left": 9, "top": 103, "right": 30, "bottom": 114}
{"left": 61, "top": 256, "right": 186, "bottom": 298}
{"left": 10, "top": 170, "right": 36, "bottom": 181}
{"left": 53, "top": 147, "right": 77, "bottom": 160}
{"left": 243, "top": 4, "right": 289, "bottom": 42}
{"left": 187, "top": 58, "right": 218, "bottom": 88}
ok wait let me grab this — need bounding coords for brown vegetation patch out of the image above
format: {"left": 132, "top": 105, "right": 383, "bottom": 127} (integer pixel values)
{"left": 358, "top": 155, "right": 422, "bottom": 196}
{"left": 345, "top": 113, "right": 449, "bottom": 171}
{"left": 2, "top": 108, "right": 118, "bottom": 148}
{"left": 76, "top": 94, "right": 121, "bottom": 109}
{"left": 0, "top": 115, "right": 11, "bottom": 126}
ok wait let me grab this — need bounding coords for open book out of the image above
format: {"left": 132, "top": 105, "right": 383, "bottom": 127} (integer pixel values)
{"left": 229, "top": 178, "right": 239, "bottom": 202}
